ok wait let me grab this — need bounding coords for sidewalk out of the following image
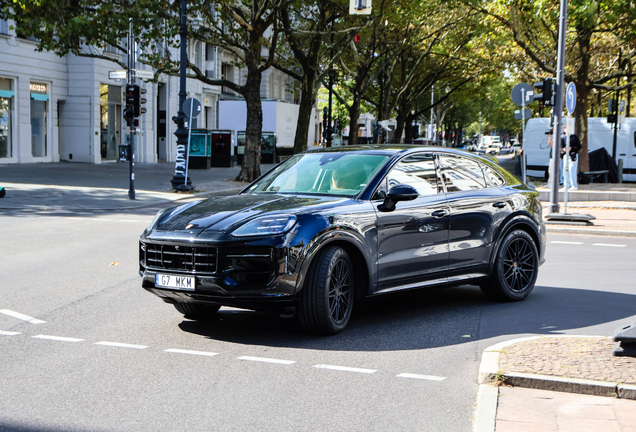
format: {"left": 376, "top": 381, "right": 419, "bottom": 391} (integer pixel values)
{"left": 475, "top": 336, "right": 636, "bottom": 431}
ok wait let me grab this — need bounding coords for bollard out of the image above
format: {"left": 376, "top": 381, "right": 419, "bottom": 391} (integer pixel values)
{"left": 618, "top": 158, "right": 623, "bottom": 184}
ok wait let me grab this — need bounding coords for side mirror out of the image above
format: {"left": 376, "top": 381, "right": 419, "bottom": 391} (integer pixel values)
{"left": 377, "top": 184, "right": 418, "bottom": 212}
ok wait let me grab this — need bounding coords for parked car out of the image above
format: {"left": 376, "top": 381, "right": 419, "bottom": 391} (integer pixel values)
{"left": 139, "top": 146, "right": 546, "bottom": 334}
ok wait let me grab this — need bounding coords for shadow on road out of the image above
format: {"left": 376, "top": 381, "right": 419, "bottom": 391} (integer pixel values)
{"left": 177, "top": 284, "right": 636, "bottom": 351}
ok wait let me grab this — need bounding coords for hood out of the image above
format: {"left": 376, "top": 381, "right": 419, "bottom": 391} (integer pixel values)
{"left": 154, "top": 193, "right": 347, "bottom": 234}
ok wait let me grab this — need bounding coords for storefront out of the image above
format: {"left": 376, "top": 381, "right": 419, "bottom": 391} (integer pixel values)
{"left": 100, "top": 84, "right": 122, "bottom": 160}
{"left": 0, "top": 77, "right": 14, "bottom": 159}
{"left": 30, "top": 82, "right": 49, "bottom": 158}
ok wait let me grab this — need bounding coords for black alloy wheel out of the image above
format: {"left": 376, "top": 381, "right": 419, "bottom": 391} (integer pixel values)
{"left": 299, "top": 246, "right": 354, "bottom": 335}
{"left": 480, "top": 230, "right": 538, "bottom": 301}
{"left": 173, "top": 302, "right": 221, "bottom": 320}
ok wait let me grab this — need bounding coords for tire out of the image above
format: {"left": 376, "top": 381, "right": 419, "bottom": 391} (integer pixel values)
{"left": 298, "top": 246, "right": 354, "bottom": 335}
{"left": 480, "top": 230, "right": 538, "bottom": 302}
{"left": 173, "top": 302, "right": 221, "bottom": 320}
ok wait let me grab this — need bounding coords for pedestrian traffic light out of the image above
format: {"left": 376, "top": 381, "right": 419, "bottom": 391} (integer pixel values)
{"left": 124, "top": 84, "right": 136, "bottom": 123}
{"left": 533, "top": 78, "right": 554, "bottom": 106}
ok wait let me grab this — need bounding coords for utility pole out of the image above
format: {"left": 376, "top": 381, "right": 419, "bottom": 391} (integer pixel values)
{"left": 612, "top": 49, "right": 621, "bottom": 161}
{"left": 326, "top": 21, "right": 334, "bottom": 148}
{"left": 127, "top": 19, "right": 135, "bottom": 200}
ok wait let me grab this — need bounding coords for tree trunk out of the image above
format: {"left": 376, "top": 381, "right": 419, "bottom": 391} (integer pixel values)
{"left": 348, "top": 98, "right": 361, "bottom": 146}
{"left": 404, "top": 111, "right": 415, "bottom": 143}
{"left": 575, "top": 27, "right": 591, "bottom": 173}
{"left": 293, "top": 69, "right": 317, "bottom": 154}
{"left": 236, "top": 45, "right": 263, "bottom": 183}
{"left": 394, "top": 107, "right": 406, "bottom": 144}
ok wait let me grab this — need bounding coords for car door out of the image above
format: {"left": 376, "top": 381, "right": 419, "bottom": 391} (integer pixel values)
{"left": 438, "top": 153, "right": 511, "bottom": 278}
{"left": 374, "top": 152, "right": 450, "bottom": 293}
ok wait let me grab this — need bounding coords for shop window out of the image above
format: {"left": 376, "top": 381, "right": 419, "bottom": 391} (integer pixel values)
{"left": 0, "top": 78, "right": 14, "bottom": 158}
{"left": 30, "top": 82, "right": 48, "bottom": 158}
{"left": 100, "top": 84, "right": 122, "bottom": 160}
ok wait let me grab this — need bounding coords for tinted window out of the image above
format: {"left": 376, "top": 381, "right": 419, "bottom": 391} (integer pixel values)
{"left": 246, "top": 153, "right": 389, "bottom": 197}
{"left": 439, "top": 154, "right": 486, "bottom": 192}
{"left": 482, "top": 164, "right": 505, "bottom": 187}
{"left": 384, "top": 153, "right": 440, "bottom": 196}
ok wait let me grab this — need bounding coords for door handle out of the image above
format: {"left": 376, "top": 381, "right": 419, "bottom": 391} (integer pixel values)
{"left": 492, "top": 202, "right": 507, "bottom": 208}
{"left": 431, "top": 210, "right": 447, "bottom": 218}
{"left": 619, "top": 154, "right": 626, "bottom": 156}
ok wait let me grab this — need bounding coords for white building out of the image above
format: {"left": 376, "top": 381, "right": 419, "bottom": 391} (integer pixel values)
{"left": 0, "top": 18, "right": 312, "bottom": 165}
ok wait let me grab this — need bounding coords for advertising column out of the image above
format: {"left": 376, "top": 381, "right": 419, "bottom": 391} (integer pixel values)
{"left": 30, "top": 82, "right": 49, "bottom": 158}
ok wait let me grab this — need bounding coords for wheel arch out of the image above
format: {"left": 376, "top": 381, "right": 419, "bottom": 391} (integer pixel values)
{"left": 295, "top": 230, "right": 373, "bottom": 302}
{"left": 487, "top": 213, "right": 542, "bottom": 276}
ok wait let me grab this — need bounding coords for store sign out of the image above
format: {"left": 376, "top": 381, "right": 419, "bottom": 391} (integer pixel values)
{"left": 30, "top": 83, "right": 47, "bottom": 94}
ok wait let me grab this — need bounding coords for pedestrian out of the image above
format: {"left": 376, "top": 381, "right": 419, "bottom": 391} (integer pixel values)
{"left": 560, "top": 124, "right": 582, "bottom": 190}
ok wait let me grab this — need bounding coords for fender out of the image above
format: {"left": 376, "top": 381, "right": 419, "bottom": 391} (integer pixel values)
{"left": 486, "top": 212, "right": 545, "bottom": 276}
{"left": 293, "top": 226, "right": 377, "bottom": 300}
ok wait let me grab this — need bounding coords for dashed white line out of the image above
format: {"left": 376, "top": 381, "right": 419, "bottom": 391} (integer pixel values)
{"left": 0, "top": 309, "right": 46, "bottom": 324}
{"left": 0, "top": 331, "right": 21, "bottom": 336}
{"left": 118, "top": 220, "right": 143, "bottom": 223}
{"left": 165, "top": 349, "right": 219, "bottom": 357}
{"left": 593, "top": 243, "right": 627, "bottom": 248}
{"left": 33, "top": 335, "right": 84, "bottom": 343}
{"left": 94, "top": 341, "right": 149, "bottom": 349}
{"left": 550, "top": 241, "right": 583, "bottom": 245}
{"left": 396, "top": 373, "right": 447, "bottom": 381}
{"left": 313, "top": 364, "right": 377, "bottom": 374}
{"left": 237, "top": 356, "right": 296, "bottom": 365}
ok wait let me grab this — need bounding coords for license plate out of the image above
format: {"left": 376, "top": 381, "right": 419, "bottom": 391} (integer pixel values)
{"left": 155, "top": 273, "right": 195, "bottom": 291}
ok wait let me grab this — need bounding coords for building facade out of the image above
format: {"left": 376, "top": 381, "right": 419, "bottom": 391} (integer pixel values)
{"left": 0, "top": 18, "right": 311, "bottom": 166}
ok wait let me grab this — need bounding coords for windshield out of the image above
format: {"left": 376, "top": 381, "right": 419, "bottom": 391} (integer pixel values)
{"left": 245, "top": 153, "right": 390, "bottom": 197}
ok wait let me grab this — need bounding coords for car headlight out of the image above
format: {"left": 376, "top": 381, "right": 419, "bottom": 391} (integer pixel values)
{"left": 231, "top": 214, "right": 297, "bottom": 237}
{"left": 148, "top": 208, "right": 167, "bottom": 230}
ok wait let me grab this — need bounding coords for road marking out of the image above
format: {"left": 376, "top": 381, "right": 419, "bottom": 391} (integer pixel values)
{"left": 0, "top": 331, "right": 21, "bottom": 336}
{"left": 33, "top": 335, "right": 84, "bottom": 343}
{"left": 118, "top": 220, "right": 143, "bottom": 223}
{"left": 593, "top": 243, "right": 627, "bottom": 248}
{"left": 0, "top": 309, "right": 46, "bottom": 324}
{"left": 237, "top": 356, "right": 296, "bottom": 365}
{"left": 165, "top": 349, "right": 219, "bottom": 357}
{"left": 396, "top": 373, "right": 447, "bottom": 381}
{"left": 550, "top": 241, "right": 583, "bottom": 245}
{"left": 94, "top": 341, "right": 149, "bottom": 349}
{"left": 313, "top": 364, "right": 377, "bottom": 374}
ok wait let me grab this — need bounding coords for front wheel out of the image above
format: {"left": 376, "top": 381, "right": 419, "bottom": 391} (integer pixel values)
{"left": 173, "top": 302, "right": 221, "bottom": 320}
{"left": 298, "top": 246, "right": 354, "bottom": 335}
{"left": 480, "top": 230, "right": 538, "bottom": 301}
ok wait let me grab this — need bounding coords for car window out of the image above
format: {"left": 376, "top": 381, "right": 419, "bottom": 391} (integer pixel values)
{"left": 382, "top": 153, "right": 440, "bottom": 196}
{"left": 245, "top": 153, "right": 389, "bottom": 197}
{"left": 438, "top": 154, "right": 487, "bottom": 192}
{"left": 482, "top": 164, "right": 505, "bottom": 187}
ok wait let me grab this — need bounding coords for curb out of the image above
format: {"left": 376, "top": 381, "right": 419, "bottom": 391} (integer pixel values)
{"left": 473, "top": 335, "right": 636, "bottom": 432}
{"left": 545, "top": 226, "right": 636, "bottom": 237}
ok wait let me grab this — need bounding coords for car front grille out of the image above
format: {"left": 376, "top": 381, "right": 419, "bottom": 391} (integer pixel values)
{"left": 140, "top": 242, "right": 276, "bottom": 284}
{"left": 141, "top": 243, "right": 217, "bottom": 274}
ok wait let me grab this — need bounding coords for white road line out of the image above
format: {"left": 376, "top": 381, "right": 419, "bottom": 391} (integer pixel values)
{"left": 237, "top": 356, "right": 296, "bottom": 365}
{"left": 94, "top": 341, "right": 149, "bottom": 349}
{"left": 550, "top": 241, "right": 583, "bottom": 245}
{"left": 165, "top": 349, "right": 219, "bottom": 357}
{"left": 593, "top": 243, "right": 627, "bottom": 248}
{"left": 396, "top": 373, "right": 447, "bottom": 381}
{"left": 118, "top": 220, "right": 143, "bottom": 223}
{"left": 313, "top": 364, "right": 377, "bottom": 374}
{"left": 0, "top": 331, "right": 21, "bottom": 336}
{"left": 0, "top": 309, "right": 46, "bottom": 324}
{"left": 33, "top": 335, "right": 84, "bottom": 343}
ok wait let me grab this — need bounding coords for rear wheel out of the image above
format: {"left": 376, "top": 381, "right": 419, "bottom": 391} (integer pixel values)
{"left": 173, "top": 302, "right": 221, "bottom": 320}
{"left": 299, "top": 246, "right": 354, "bottom": 335}
{"left": 481, "top": 230, "right": 538, "bottom": 301}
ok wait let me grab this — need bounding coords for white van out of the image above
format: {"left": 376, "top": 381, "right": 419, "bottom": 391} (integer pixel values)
{"left": 523, "top": 117, "right": 636, "bottom": 181}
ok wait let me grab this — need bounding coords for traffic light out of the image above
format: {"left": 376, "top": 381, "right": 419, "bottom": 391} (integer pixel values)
{"left": 533, "top": 78, "right": 554, "bottom": 106}
{"left": 124, "top": 84, "right": 136, "bottom": 123}
{"left": 136, "top": 86, "right": 147, "bottom": 116}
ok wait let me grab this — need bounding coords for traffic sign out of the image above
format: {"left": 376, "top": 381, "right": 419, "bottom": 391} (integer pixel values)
{"left": 108, "top": 70, "right": 127, "bottom": 79}
{"left": 511, "top": 83, "right": 534, "bottom": 107}
{"left": 135, "top": 70, "right": 154, "bottom": 79}
{"left": 566, "top": 82, "right": 576, "bottom": 115}
{"left": 183, "top": 98, "right": 202, "bottom": 118}
{"left": 619, "top": 99, "right": 626, "bottom": 114}
{"left": 514, "top": 109, "right": 532, "bottom": 120}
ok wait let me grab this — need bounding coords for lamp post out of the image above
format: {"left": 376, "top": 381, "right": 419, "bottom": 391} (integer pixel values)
{"left": 170, "top": 0, "right": 193, "bottom": 191}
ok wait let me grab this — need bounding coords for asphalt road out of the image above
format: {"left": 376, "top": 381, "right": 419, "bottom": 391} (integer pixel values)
{"left": 1, "top": 207, "right": 635, "bottom": 432}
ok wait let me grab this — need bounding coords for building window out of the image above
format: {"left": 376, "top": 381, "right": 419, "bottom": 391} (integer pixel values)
{"left": 0, "top": 19, "right": 9, "bottom": 35}
{"left": 0, "top": 78, "right": 14, "bottom": 158}
{"left": 100, "top": 84, "right": 122, "bottom": 160}
{"left": 30, "top": 82, "right": 48, "bottom": 157}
